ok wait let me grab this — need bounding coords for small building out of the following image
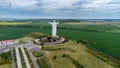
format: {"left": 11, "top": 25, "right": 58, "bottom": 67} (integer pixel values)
{"left": 0, "top": 40, "right": 15, "bottom": 46}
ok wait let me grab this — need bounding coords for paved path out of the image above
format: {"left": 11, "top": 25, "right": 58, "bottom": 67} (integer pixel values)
{"left": 29, "top": 51, "right": 39, "bottom": 68}
{"left": 15, "top": 47, "right": 22, "bottom": 68}
{"left": 11, "top": 48, "right": 16, "bottom": 68}
{"left": 25, "top": 42, "right": 40, "bottom": 68}
{"left": 21, "top": 47, "right": 31, "bottom": 68}
{"left": 0, "top": 43, "right": 19, "bottom": 54}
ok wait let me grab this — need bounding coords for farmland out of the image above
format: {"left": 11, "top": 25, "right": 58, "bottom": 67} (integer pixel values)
{"left": 0, "top": 21, "right": 120, "bottom": 62}
{"left": 0, "top": 22, "right": 31, "bottom": 25}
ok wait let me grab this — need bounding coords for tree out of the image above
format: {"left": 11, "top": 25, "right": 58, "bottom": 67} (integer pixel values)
{"left": 62, "top": 53, "right": 66, "bottom": 57}
{"left": 53, "top": 55, "right": 57, "bottom": 60}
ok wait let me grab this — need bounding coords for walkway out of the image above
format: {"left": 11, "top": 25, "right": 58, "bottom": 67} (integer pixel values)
{"left": 26, "top": 42, "right": 40, "bottom": 68}
{"left": 29, "top": 51, "right": 39, "bottom": 68}
{"left": 15, "top": 47, "right": 22, "bottom": 68}
{"left": 11, "top": 48, "right": 16, "bottom": 68}
{"left": 21, "top": 47, "right": 31, "bottom": 68}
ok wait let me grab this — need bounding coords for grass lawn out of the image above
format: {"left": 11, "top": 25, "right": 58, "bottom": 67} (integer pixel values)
{"left": 0, "top": 64, "right": 12, "bottom": 68}
{"left": 43, "top": 41, "right": 116, "bottom": 68}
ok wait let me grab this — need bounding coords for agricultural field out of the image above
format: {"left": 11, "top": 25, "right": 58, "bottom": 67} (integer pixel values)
{"left": 0, "top": 21, "right": 120, "bottom": 61}
{"left": 0, "top": 22, "right": 31, "bottom": 25}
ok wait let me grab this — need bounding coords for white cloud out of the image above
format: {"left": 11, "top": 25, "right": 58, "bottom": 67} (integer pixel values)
{"left": 82, "top": 0, "right": 120, "bottom": 10}
{"left": 0, "top": 0, "right": 38, "bottom": 9}
{"left": 82, "top": 0, "right": 111, "bottom": 8}
{"left": 0, "top": 0, "right": 119, "bottom": 11}
{"left": 40, "top": 0, "right": 81, "bottom": 10}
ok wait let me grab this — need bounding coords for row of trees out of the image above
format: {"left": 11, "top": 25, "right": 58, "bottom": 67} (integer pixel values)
{"left": 0, "top": 24, "right": 105, "bottom": 33}
{"left": 77, "top": 39, "right": 96, "bottom": 45}
{"left": 53, "top": 53, "right": 84, "bottom": 68}
{"left": 24, "top": 48, "right": 34, "bottom": 68}
{"left": 18, "top": 48, "right": 26, "bottom": 68}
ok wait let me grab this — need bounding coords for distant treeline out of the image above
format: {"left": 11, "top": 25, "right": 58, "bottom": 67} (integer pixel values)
{"left": 0, "top": 25, "right": 105, "bottom": 32}
{"left": 0, "top": 18, "right": 120, "bottom": 23}
{"left": 0, "top": 19, "right": 80, "bottom": 22}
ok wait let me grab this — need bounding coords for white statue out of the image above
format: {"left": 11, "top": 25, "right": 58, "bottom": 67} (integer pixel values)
{"left": 48, "top": 20, "right": 59, "bottom": 36}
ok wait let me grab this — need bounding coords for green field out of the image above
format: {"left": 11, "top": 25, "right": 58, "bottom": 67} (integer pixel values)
{"left": 0, "top": 22, "right": 120, "bottom": 61}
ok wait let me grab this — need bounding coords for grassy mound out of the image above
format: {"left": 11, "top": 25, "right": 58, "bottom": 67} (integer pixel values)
{"left": 27, "top": 32, "right": 48, "bottom": 39}
{"left": 43, "top": 41, "right": 116, "bottom": 68}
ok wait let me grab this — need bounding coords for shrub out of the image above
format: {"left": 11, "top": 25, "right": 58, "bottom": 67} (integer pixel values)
{"left": 70, "top": 58, "right": 84, "bottom": 68}
{"left": 0, "top": 52, "right": 11, "bottom": 65}
{"left": 40, "top": 42, "right": 45, "bottom": 46}
{"left": 53, "top": 56, "right": 57, "bottom": 60}
{"left": 62, "top": 53, "right": 66, "bottom": 58}
{"left": 33, "top": 52, "right": 43, "bottom": 57}
{"left": 42, "top": 45, "right": 44, "bottom": 48}
{"left": 117, "top": 65, "right": 120, "bottom": 68}
{"left": 27, "top": 32, "right": 48, "bottom": 39}
{"left": 18, "top": 48, "right": 26, "bottom": 68}
{"left": 40, "top": 57, "right": 53, "bottom": 68}
{"left": 37, "top": 58, "right": 44, "bottom": 68}
{"left": 68, "top": 56, "right": 84, "bottom": 68}
{"left": 77, "top": 39, "right": 95, "bottom": 45}
{"left": 24, "top": 48, "right": 34, "bottom": 68}
{"left": 63, "top": 39, "right": 69, "bottom": 43}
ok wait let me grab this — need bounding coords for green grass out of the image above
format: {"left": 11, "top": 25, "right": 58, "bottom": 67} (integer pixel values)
{"left": 37, "top": 56, "right": 54, "bottom": 68}
{"left": 0, "top": 64, "right": 12, "bottom": 68}
{"left": 37, "top": 58, "right": 44, "bottom": 68}
{"left": 59, "top": 23, "right": 120, "bottom": 31}
{"left": 0, "top": 27, "right": 51, "bottom": 40}
{"left": 44, "top": 41, "right": 115, "bottom": 68}
{"left": 0, "top": 22, "right": 120, "bottom": 61}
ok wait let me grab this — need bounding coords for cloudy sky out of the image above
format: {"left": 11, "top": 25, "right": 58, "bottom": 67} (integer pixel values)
{"left": 0, "top": 0, "right": 120, "bottom": 19}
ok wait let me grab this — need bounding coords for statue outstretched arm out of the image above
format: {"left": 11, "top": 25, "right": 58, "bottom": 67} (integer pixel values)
{"left": 48, "top": 22, "right": 53, "bottom": 24}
